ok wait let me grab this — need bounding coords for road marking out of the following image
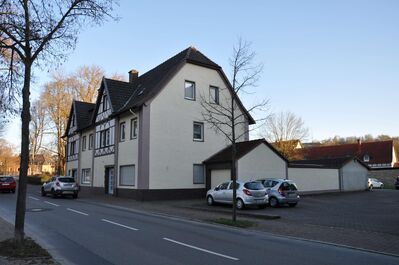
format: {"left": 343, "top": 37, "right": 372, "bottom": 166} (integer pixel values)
{"left": 29, "top": 196, "right": 39, "bottom": 201}
{"left": 44, "top": 201, "right": 60, "bottom": 207}
{"left": 67, "top": 208, "right": 88, "bottom": 216}
{"left": 101, "top": 219, "right": 139, "bottom": 231}
{"left": 163, "top": 238, "right": 239, "bottom": 261}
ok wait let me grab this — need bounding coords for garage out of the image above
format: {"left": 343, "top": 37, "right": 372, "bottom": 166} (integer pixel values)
{"left": 204, "top": 139, "right": 288, "bottom": 190}
{"left": 289, "top": 157, "right": 369, "bottom": 193}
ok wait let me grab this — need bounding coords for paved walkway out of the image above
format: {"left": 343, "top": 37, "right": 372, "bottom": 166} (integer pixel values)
{"left": 76, "top": 189, "right": 399, "bottom": 257}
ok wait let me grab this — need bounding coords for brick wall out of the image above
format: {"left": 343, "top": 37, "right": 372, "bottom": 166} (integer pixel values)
{"left": 368, "top": 168, "right": 399, "bottom": 187}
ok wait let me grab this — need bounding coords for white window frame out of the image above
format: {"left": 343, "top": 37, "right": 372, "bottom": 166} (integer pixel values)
{"left": 81, "top": 168, "right": 91, "bottom": 185}
{"left": 184, "top": 80, "right": 196, "bottom": 100}
{"left": 130, "top": 118, "right": 138, "bottom": 139}
{"left": 120, "top": 122, "right": 126, "bottom": 142}
{"left": 209, "top": 86, "right": 219, "bottom": 104}
{"left": 193, "top": 122, "right": 204, "bottom": 142}
{"left": 82, "top": 135, "right": 87, "bottom": 151}
{"left": 88, "top": 134, "right": 94, "bottom": 150}
{"left": 119, "top": 165, "right": 135, "bottom": 187}
{"left": 193, "top": 164, "right": 205, "bottom": 184}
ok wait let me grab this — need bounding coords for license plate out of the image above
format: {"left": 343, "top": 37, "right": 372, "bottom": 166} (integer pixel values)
{"left": 2, "top": 183, "right": 10, "bottom": 186}
{"left": 62, "top": 191, "right": 74, "bottom": 194}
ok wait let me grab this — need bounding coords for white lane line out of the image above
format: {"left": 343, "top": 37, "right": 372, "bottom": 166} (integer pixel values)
{"left": 67, "top": 208, "right": 88, "bottom": 216}
{"left": 163, "top": 237, "right": 239, "bottom": 261}
{"left": 29, "top": 196, "right": 39, "bottom": 201}
{"left": 44, "top": 201, "right": 60, "bottom": 207}
{"left": 101, "top": 219, "right": 139, "bottom": 231}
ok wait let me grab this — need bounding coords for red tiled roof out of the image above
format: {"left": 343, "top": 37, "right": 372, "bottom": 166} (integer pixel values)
{"left": 296, "top": 140, "right": 393, "bottom": 165}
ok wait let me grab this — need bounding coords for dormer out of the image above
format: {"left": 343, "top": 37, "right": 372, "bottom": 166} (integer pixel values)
{"left": 94, "top": 79, "right": 113, "bottom": 123}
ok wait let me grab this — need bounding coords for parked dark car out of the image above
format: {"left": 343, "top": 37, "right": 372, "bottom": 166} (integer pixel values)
{"left": 0, "top": 176, "right": 16, "bottom": 193}
{"left": 395, "top": 176, "right": 399, "bottom": 190}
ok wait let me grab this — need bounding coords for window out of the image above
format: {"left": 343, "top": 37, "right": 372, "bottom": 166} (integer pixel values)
{"left": 184, "top": 81, "right": 195, "bottom": 100}
{"left": 89, "top": 134, "right": 94, "bottom": 150}
{"left": 193, "top": 164, "right": 204, "bottom": 184}
{"left": 119, "top": 165, "right": 135, "bottom": 186}
{"left": 130, "top": 118, "right": 138, "bottom": 139}
{"left": 70, "top": 141, "right": 76, "bottom": 155}
{"left": 218, "top": 182, "right": 229, "bottom": 190}
{"left": 81, "top": 169, "right": 91, "bottom": 184}
{"left": 193, "top": 122, "right": 204, "bottom": 141}
{"left": 120, "top": 122, "right": 126, "bottom": 142}
{"left": 209, "top": 86, "right": 219, "bottom": 104}
{"left": 99, "top": 129, "right": 110, "bottom": 148}
{"left": 102, "top": 94, "right": 109, "bottom": 112}
{"left": 82, "top": 136, "right": 87, "bottom": 151}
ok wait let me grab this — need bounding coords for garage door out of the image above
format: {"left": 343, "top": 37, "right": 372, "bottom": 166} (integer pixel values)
{"left": 211, "top": 169, "right": 231, "bottom": 189}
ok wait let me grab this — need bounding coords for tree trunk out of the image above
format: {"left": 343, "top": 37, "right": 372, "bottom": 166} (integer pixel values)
{"left": 15, "top": 61, "right": 32, "bottom": 242}
{"left": 231, "top": 96, "right": 237, "bottom": 222}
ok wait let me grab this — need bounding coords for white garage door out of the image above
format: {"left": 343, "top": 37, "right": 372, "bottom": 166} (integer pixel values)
{"left": 288, "top": 167, "right": 340, "bottom": 193}
{"left": 211, "top": 169, "right": 231, "bottom": 189}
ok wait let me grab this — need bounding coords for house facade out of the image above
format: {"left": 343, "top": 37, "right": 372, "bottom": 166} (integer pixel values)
{"left": 65, "top": 47, "right": 253, "bottom": 200}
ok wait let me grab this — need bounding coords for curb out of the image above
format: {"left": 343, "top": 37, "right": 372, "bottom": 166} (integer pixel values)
{"left": 178, "top": 205, "right": 281, "bottom": 220}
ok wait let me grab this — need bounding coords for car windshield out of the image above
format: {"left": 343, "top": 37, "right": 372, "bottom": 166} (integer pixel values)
{"left": 281, "top": 182, "right": 298, "bottom": 191}
{"left": 244, "top": 182, "right": 264, "bottom": 190}
{"left": 58, "top": 177, "right": 75, "bottom": 183}
{"left": 0, "top": 177, "right": 14, "bottom": 182}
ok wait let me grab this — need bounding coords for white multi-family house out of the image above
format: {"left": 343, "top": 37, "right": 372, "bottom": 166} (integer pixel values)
{"left": 64, "top": 47, "right": 255, "bottom": 200}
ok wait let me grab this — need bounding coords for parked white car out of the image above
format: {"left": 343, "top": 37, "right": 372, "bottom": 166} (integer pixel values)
{"left": 206, "top": 180, "right": 268, "bottom": 209}
{"left": 368, "top": 178, "right": 384, "bottom": 190}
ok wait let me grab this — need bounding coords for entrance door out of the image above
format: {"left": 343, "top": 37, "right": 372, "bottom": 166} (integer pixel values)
{"left": 105, "top": 167, "right": 115, "bottom": 195}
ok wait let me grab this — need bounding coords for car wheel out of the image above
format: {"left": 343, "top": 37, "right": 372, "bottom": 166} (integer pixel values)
{"left": 41, "top": 187, "right": 46, "bottom": 197}
{"left": 269, "top": 197, "right": 279, "bottom": 208}
{"left": 51, "top": 189, "right": 57, "bottom": 198}
{"left": 72, "top": 192, "right": 78, "bottom": 199}
{"left": 368, "top": 185, "right": 373, "bottom": 191}
{"left": 288, "top": 203, "right": 297, "bottom": 207}
{"left": 11, "top": 189, "right": 16, "bottom": 194}
{"left": 380, "top": 184, "right": 384, "bottom": 189}
{"left": 207, "top": 196, "right": 214, "bottom": 206}
{"left": 236, "top": 199, "right": 245, "bottom": 210}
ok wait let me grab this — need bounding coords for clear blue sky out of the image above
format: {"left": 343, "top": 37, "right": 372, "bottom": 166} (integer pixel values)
{"left": 5, "top": 0, "right": 399, "bottom": 145}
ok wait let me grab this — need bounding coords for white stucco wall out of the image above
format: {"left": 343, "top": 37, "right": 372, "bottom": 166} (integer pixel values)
{"left": 117, "top": 114, "right": 139, "bottom": 189}
{"left": 93, "top": 154, "right": 114, "bottom": 188}
{"left": 288, "top": 167, "right": 340, "bottom": 192}
{"left": 66, "top": 160, "right": 78, "bottom": 176}
{"left": 237, "top": 143, "right": 287, "bottom": 182}
{"left": 210, "top": 169, "right": 230, "bottom": 189}
{"left": 149, "top": 63, "right": 249, "bottom": 189}
{"left": 342, "top": 160, "right": 368, "bottom": 191}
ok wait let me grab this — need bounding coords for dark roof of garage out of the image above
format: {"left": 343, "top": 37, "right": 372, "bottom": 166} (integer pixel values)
{"left": 289, "top": 157, "right": 369, "bottom": 170}
{"left": 203, "top": 139, "right": 288, "bottom": 164}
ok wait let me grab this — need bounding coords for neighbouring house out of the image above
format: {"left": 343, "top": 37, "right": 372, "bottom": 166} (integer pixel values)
{"left": 289, "top": 157, "right": 369, "bottom": 193}
{"left": 204, "top": 139, "right": 288, "bottom": 190}
{"left": 296, "top": 140, "right": 398, "bottom": 169}
{"left": 64, "top": 47, "right": 254, "bottom": 200}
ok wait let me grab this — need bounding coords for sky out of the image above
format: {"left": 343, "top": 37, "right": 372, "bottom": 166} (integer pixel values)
{"left": 4, "top": 0, "right": 399, "bottom": 146}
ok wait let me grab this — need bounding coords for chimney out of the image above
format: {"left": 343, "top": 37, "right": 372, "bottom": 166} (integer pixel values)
{"left": 357, "top": 139, "right": 362, "bottom": 156}
{"left": 128, "top": 69, "right": 139, "bottom": 83}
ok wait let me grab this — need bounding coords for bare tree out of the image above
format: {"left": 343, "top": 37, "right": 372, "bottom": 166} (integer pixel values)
{"left": 201, "top": 38, "right": 267, "bottom": 222}
{"left": 41, "top": 72, "right": 74, "bottom": 176}
{"left": 30, "top": 100, "right": 46, "bottom": 160}
{"left": 262, "top": 111, "right": 309, "bottom": 160}
{"left": 0, "top": 0, "right": 117, "bottom": 242}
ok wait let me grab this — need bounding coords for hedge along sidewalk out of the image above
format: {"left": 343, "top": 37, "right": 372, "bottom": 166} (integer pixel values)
{"left": 0, "top": 217, "right": 59, "bottom": 265}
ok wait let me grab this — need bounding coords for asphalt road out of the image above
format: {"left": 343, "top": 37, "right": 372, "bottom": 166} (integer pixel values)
{"left": 0, "top": 187, "right": 398, "bottom": 265}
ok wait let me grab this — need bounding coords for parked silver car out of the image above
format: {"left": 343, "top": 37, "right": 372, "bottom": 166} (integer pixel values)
{"left": 206, "top": 180, "right": 268, "bottom": 209}
{"left": 258, "top": 179, "right": 300, "bottom": 207}
{"left": 41, "top": 176, "right": 79, "bottom": 198}
{"left": 368, "top": 178, "right": 384, "bottom": 190}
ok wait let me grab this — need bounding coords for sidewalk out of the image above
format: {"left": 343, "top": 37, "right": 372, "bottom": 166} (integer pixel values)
{"left": 78, "top": 192, "right": 399, "bottom": 257}
{"left": 0, "top": 218, "right": 58, "bottom": 265}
